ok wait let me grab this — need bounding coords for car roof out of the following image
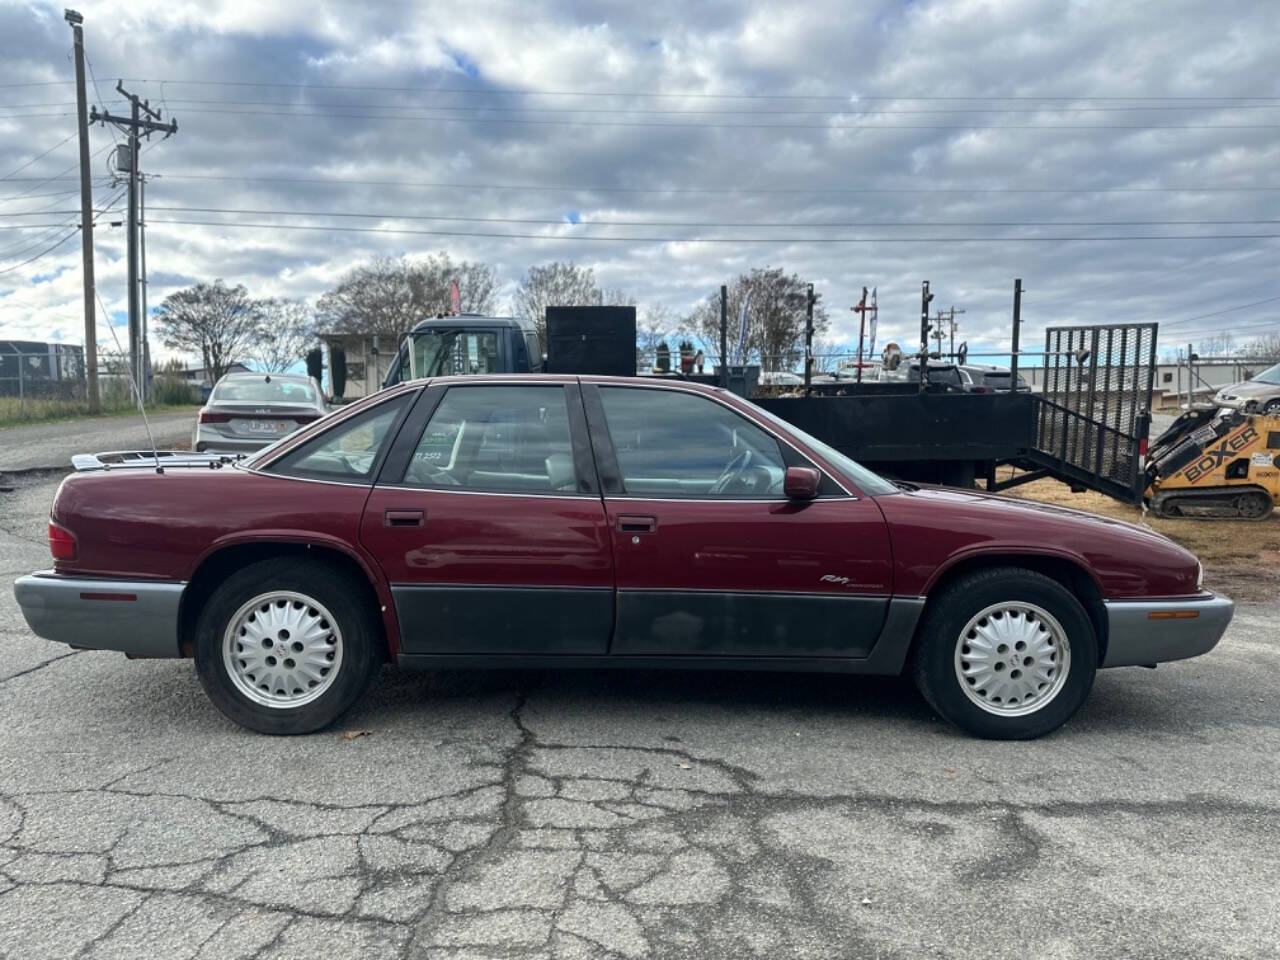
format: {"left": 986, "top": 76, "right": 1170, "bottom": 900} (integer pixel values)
{"left": 415, "top": 372, "right": 730, "bottom": 397}
{"left": 407, "top": 314, "right": 533, "bottom": 334}
{"left": 218, "top": 371, "right": 313, "bottom": 381}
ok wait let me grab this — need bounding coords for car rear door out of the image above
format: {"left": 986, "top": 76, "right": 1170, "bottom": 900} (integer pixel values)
{"left": 360, "top": 381, "right": 614, "bottom": 656}
{"left": 581, "top": 383, "right": 894, "bottom": 659}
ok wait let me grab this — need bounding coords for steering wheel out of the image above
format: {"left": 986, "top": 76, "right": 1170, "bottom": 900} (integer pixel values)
{"left": 406, "top": 456, "right": 459, "bottom": 486}
{"left": 710, "top": 449, "right": 753, "bottom": 495}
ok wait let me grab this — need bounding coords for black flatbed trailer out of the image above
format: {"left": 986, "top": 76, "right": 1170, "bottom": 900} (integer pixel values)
{"left": 755, "top": 387, "right": 1037, "bottom": 488}
{"left": 750, "top": 321, "right": 1158, "bottom": 504}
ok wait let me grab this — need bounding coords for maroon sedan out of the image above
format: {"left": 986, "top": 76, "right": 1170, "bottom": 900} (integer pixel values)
{"left": 14, "top": 376, "right": 1232, "bottom": 739}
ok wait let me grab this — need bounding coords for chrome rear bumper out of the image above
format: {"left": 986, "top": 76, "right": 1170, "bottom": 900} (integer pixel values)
{"left": 1102, "top": 593, "right": 1234, "bottom": 667}
{"left": 13, "top": 571, "right": 185, "bottom": 659}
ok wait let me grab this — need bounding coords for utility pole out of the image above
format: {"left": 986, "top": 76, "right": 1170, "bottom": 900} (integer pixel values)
{"left": 945, "top": 306, "right": 966, "bottom": 358}
{"left": 1010, "top": 279, "right": 1023, "bottom": 384}
{"left": 66, "top": 9, "right": 99, "bottom": 413}
{"left": 852, "top": 287, "right": 869, "bottom": 384}
{"left": 932, "top": 309, "right": 947, "bottom": 357}
{"left": 803, "top": 283, "right": 814, "bottom": 396}
{"left": 139, "top": 174, "right": 149, "bottom": 386}
{"left": 719, "top": 285, "right": 728, "bottom": 389}
{"left": 919, "top": 281, "right": 934, "bottom": 392}
{"left": 92, "top": 84, "right": 177, "bottom": 402}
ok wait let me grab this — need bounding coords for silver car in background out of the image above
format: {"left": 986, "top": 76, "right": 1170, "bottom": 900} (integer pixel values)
{"left": 192, "top": 372, "right": 327, "bottom": 454}
{"left": 1213, "top": 361, "right": 1280, "bottom": 414}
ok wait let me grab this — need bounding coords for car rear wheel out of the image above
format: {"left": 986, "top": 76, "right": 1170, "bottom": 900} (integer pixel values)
{"left": 194, "top": 558, "right": 383, "bottom": 735}
{"left": 911, "top": 567, "right": 1098, "bottom": 739}
{"left": 1263, "top": 399, "right": 1280, "bottom": 415}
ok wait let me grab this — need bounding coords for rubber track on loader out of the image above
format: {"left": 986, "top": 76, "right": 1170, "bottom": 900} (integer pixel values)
{"left": 1151, "top": 484, "right": 1275, "bottom": 521}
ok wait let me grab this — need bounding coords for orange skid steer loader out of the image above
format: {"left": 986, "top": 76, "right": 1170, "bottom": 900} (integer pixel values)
{"left": 1145, "top": 409, "right": 1280, "bottom": 520}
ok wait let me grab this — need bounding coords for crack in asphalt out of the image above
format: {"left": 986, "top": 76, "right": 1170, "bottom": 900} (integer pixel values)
{"left": 4, "top": 685, "right": 1274, "bottom": 960}
{"left": 0, "top": 649, "right": 86, "bottom": 686}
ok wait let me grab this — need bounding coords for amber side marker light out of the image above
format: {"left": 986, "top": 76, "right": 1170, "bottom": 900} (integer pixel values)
{"left": 1147, "top": 610, "right": 1200, "bottom": 620}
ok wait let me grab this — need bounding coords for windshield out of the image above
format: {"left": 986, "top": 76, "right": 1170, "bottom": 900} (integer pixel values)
{"left": 413, "top": 330, "right": 501, "bottom": 377}
{"left": 1254, "top": 362, "right": 1280, "bottom": 385}
{"left": 213, "top": 377, "right": 316, "bottom": 404}
{"left": 906, "top": 366, "right": 962, "bottom": 386}
{"left": 749, "top": 402, "right": 898, "bottom": 496}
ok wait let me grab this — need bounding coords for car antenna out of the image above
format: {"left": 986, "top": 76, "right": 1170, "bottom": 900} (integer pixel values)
{"left": 98, "top": 295, "right": 164, "bottom": 474}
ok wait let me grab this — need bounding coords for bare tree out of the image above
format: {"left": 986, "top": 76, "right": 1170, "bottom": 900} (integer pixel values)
{"left": 316, "top": 253, "right": 498, "bottom": 334}
{"left": 686, "top": 268, "right": 830, "bottom": 371}
{"left": 252, "top": 299, "right": 315, "bottom": 372}
{"left": 514, "top": 261, "right": 629, "bottom": 343}
{"left": 154, "top": 280, "right": 261, "bottom": 382}
{"left": 636, "top": 304, "right": 674, "bottom": 369}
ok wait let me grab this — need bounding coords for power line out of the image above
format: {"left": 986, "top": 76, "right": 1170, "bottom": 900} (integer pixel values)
{"left": 0, "top": 228, "right": 80, "bottom": 275}
{"left": 143, "top": 205, "right": 1280, "bottom": 229}
{"left": 15, "top": 97, "right": 1280, "bottom": 116}
{"left": 0, "top": 187, "right": 83, "bottom": 203}
{"left": 129, "top": 173, "right": 1280, "bottom": 196}
{"left": 0, "top": 142, "right": 114, "bottom": 205}
{"left": 0, "top": 131, "right": 77, "bottom": 180}
{"left": 143, "top": 217, "right": 1280, "bottom": 243}
{"left": 4, "top": 171, "right": 1280, "bottom": 195}
{"left": 1161, "top": 294, "right": 1280, "bottom": 327}
{"left": 0, "top": 188, "right": 125, "bottom": 260}
{"left": 116, "top": 79, "right": 1280, "bottom": 102}
{"left": 124, "top": 106, "right": 1280, "bottom": 130}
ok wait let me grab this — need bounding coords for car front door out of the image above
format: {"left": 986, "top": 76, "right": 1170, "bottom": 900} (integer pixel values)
{"left": 582, "top": 383, "right": 894, "bottom": 659}
{"left": 361, "top": 381, "right": 614, "bottom": 656}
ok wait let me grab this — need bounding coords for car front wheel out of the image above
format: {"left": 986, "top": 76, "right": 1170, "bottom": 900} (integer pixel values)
{"left": 911, "top": 567, "right": 1098, "bottom": 739}
{"left": 194, "top": 558, "right": 383, "bottom": 735}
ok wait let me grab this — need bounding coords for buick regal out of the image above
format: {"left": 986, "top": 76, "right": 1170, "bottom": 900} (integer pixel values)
{"left": 14, "top": 376, "right": 1232, "bottom": 739}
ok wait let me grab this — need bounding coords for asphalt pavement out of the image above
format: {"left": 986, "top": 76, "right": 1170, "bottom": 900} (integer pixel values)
{"left": 1, "top": 467, "right": 1278, "bottom": 959}
{"left": 0, "top": 410, "right": 194, "bottom": 473}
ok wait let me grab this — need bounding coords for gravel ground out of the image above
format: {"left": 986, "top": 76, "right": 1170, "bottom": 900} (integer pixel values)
{"left": 1, "top": 467, "right": 1277, "bottom": 960}
{"left": 0, "top": 410, "right": 195, "bottom": 473}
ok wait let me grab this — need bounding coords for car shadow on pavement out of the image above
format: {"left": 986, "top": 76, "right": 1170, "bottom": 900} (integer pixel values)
{"left": 368, "top": 665, "right": 942, "bottom": 726}
{"left": 65, "top": 656, "right": 1248, "bottom": 740}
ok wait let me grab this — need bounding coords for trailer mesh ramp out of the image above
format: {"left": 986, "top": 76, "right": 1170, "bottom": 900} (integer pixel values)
{"left": 1032, "top": 323, "right": 1158, "bottom": 502}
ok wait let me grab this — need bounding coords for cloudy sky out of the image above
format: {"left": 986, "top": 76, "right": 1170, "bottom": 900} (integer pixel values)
{"left": 1, "top": 0, "right": 1278, "bottom": 368}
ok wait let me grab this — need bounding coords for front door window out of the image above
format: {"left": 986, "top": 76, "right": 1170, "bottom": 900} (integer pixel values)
{"left": 597, "top": 386, "right": 787, "bottom": 498}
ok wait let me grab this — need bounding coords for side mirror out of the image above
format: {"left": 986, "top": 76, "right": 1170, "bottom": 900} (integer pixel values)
{"left": 784, "top": 466, "right": 820, "bottom": 500}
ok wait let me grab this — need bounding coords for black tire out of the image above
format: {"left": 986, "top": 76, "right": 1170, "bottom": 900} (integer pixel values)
{"left": 1263, "top": 400, "right": 1280, "bottom": 416}
{"left": 910, "top": 567, "right": 1098, "bottom": 740}
{"left": 194, "top": 557, "right": 383, "bottom": 735}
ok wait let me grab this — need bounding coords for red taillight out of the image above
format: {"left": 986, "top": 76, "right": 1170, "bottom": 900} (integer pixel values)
{"left": 48, "top": 521, "right": 77, "bottom": 561}
{"left": 1139, "top": 437, "right": 1149, "bottom": 457}
{"left": 198, "top": 410, "right": 232, "bottom": 424}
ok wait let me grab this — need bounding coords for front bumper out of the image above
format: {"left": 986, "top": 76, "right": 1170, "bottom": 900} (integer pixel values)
{"left": 13, "top": 571, "right": 185, "bottom": 659}
{"left": 1101, "top": 593, "right": 1234, "bottom": 667}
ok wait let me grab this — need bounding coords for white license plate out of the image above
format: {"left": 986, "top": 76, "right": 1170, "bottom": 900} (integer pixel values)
{"left": 237, "top": 419, "right": 290, "bottom": 435}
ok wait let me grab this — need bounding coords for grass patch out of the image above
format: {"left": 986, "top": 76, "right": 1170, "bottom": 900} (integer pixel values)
{"left": 0, "top": 396, "right": 199, "bottom": 428}
{"left": 0, "top": 376, "right": 200, "bottom": 428}
{"left": 1001, "top": 474, "right": 1280, "bottom": 603}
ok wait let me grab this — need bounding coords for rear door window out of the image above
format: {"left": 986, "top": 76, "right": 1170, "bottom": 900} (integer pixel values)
{"left": 267, "top": 395, "right": 410, "bottom": 482}
{"left": 402, "top": 385, "right": 578, "bottom": 493}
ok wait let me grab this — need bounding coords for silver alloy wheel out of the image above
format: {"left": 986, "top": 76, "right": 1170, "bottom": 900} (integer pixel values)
{"left": 222, "top": 591, "right": 343, "bottom": 709}
{"left": 953, "top": 601, "right": 1071, "bottom": 717}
